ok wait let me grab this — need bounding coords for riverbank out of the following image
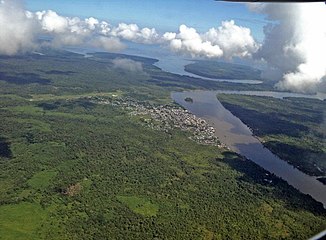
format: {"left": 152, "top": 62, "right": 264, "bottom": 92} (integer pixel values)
{"left": 91, "top": 96, "right": 222, "bottom": 147}
{"left": 217, "top": 94, "right": 326, "bottom": 177}
{"left": 172, "top": 90, "right": 326, "bottom": 207}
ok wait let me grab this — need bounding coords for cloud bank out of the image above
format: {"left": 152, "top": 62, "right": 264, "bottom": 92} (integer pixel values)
{"left": 0, "top": 0, "right": 325, "bottom": 93}
{"left": 0, "top": 0, "right": 258, "bottom": 60}
{"left": 163, "top": 20, "right": 259, "bottom": 59}
{"left": 0, "top": 1, "right": 160, "bottom": 54}
{"left": 253, "top": 3, "right": 326, "bottom": 93}
{"left": 0, "top": 0, "right": 37, "bottom": 55}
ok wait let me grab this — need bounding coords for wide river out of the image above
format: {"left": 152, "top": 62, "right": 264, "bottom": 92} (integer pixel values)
{"left": 172, "top": 90, "right": 326, "bottom": 207}
{"left": 66, "top": 49, "right": 326, "bottom": 207}
{"left": 154, "top": 56, "right": 263, "bottom": 84}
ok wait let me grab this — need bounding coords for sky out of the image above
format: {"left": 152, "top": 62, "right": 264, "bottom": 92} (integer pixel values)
{"left": 0, "top": 0, "right": 325, "bottom": 93}
{"left": 25, "top": 0, "right": 266, "bottom": 40}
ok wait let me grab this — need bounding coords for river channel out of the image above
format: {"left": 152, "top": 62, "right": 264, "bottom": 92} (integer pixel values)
{"left": 154, "top": 56, "right": 263, "bottom": 84}
{"left": 171, "top": 90, "right": 326, "bottom": 207}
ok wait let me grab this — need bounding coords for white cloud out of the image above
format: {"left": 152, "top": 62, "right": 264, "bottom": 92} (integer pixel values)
{"left": 162, "top": 32, "right": 176, "bottom": 41}
{"left": 112, "top": 58, "right": 143, "bottom": 72}
{"left": 162, "top": 21, "right": 258, "bottom": 59}
{"left": 85, "top": 17, "right": 99, "bottom": 30}
{"left": 253, "top": 3, "right": 326, "bottom": 93}
{"left": 1, "top": 0, "right": 324, "bottom": 94}
{"left": 30, "top": 9, "right": 158, "bottom": 49}
{"left": 163, "top": 24, "right": 223, "bottom": 58}
{"left": 0, "top": 0, "right": 257, "bottom": 61}
{"left": 111, "top": 23, "right": 159, "bottom": 44}
{"left": 204, "top": 20, "right": 259, "bottom": 59}
{"left": 91, "top": 36, "right": 126, "bottom": 52}
{"left": 0, "top": 0, "right": 38, "bottom": 55}
{"left": 99, "top": 21, "right": 111, "bottom": 35}
{"left": 36, "top": 10, "right": 68, "bottom": 33}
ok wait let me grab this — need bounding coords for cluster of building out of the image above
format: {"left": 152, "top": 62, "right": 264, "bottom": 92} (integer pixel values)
{"left": 91, "top": 96, "right": 221, "bottom": 147}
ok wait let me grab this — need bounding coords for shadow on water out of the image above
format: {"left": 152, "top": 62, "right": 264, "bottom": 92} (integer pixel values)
{"left": 220, "top": 151, "right": 326, "bottom": 215}
{"left": 0, "top": 72, "right": 51, "bottom": 85}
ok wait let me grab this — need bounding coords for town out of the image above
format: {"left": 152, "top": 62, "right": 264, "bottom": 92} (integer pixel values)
{"left": 90, "top": 96, "right": 222, "bottom": 147}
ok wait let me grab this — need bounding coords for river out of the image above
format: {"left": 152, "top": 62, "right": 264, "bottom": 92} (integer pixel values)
{"left": 64, "top": 48, "right": 326, "bottom": 206}
{"left": 172, "top": 90, "right": 326, "bottom": 207}
{"left": 154, "top": 56, "right": 263, "bottom": 84}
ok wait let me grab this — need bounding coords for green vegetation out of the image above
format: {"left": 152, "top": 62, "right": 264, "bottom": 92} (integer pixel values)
{"left": 28, "top": 171, "right": 57, "bottom": 190}
{"left": 0, "top": 202, "right": 47, "bottom": 240}
{"left": 218, "top": 94, "right": 326, "bottom": 177}
{"left": 117, "top": 196, "right": 159, "bottom": 217}
{"left": 184, "top": 60, "right": 262, "bottom": 80}
{"left": 0, "top": 49, "right": 325, "bottom": 239}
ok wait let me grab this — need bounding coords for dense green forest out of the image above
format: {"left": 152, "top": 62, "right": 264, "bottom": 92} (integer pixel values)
{"left": 218, "top": 94, "right": 326, "bottom": 177}
{"left": 0, "top": 50, "right": 325, "bottom": 239}
{"left": 184, "top": 60, "right": 262, "bottom": 80}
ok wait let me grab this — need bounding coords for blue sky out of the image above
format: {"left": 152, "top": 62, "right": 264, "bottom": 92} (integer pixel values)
{"left": 25, "top": 0, "right": 267, "bottom": 41}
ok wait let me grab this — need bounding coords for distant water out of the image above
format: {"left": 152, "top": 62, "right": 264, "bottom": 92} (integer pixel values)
{"left": 214, "top": 90, "right": 326, "bottom": 101}
{"left": 154, "top": 56, "right": 263, "bottom": 84}
{"left": 65, "top": 46, "right": 262, "bottom": 84}
{"left": 172, "top": 90, "right": 326, "bottom": 207}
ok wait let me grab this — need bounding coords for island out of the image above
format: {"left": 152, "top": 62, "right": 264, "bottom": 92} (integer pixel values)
{"left": 184, "top": 60, "right": 262, "bottom": 80}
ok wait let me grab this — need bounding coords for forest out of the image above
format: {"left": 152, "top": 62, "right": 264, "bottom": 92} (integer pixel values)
{"left": 184, "top": 60, "right": 262, "bottom": 80}
{"left": 0, "top": 49, "right": 325, "bottom": 239}
{"left": 218, "top": 94, "right": 326, "bottom": 178}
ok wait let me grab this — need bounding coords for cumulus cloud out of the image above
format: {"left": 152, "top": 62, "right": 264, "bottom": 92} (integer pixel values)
{"left": 111, "top": 23, "right": 159, "bottom": 44}
{"left": 162, "top": 21, "right": 258, "bottom": 59}
{"left": 33, "top": 10, "right": 160, "bottom": 49}
{"left": 34, "top": 10, "right": 94, "bottom": 47}
{"left": 163, "top": 25, "right": 223, "bottom": 58}
{"left": 204, "top": 20, "right": 259, "bottom": 59}
{"left": 0, "top": 0, "right": 38, "bottom": 55}
{"left": 1, "top": 0, "right": 324, "bottom": 93}
{"left": 0, "top": 0, "right": 257, "bottom": 61}
{"left": 91, "top": 36, "right": 126, "bottom": 52}
{"left": 0, "top": 0, "right": 160, "bottom": 54}
{"left": 36, "top": 10, "right": 68, "bottom": 33}
{"left": 253, "top": 3, "right": 326, "bottom": 93}
{"left": 112, "top": 58, "right": 143, "bottom": 72}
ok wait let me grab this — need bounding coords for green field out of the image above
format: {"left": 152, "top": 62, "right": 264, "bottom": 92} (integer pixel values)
{"left": 0, "top": 202, "right": 47, "bottom": 240}
{"left": 0, "top": 50, "right": 325, "bottom": 239}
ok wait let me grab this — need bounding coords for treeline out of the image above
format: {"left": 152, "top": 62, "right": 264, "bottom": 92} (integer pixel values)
{"left": 1, "top": 98, "right": 325, "bottom": 239}
{"left": 218, "top": 94, "right": 326, "bottom": 176}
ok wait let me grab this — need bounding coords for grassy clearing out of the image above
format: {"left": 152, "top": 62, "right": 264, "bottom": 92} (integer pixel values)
{"left": 27, "top": 170, "right": 57, "bottom": 190}
{"left": 0, "top": 202, "right": 46, "bottom": 240}
{"left": 117, "top": 195, "right": 159, "bottom": 217}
